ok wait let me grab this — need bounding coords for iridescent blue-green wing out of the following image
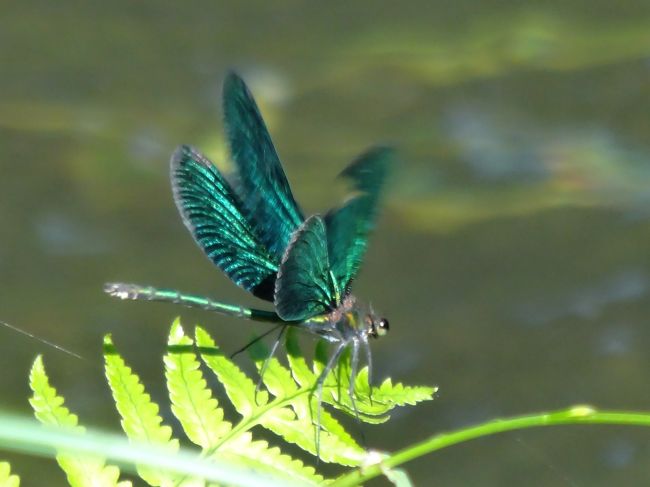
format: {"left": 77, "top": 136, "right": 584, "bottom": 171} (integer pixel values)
{"left": 171, "top": 145, "right": 279, "bottom": 300}
{"left": 223, "top": 72, "right": 304, "bottom": 260}
{"left": 324, "top": 146, "right": 393, "bottom": 295}
{"left": 274, "top": 215, "right": 340, "bottom": 321}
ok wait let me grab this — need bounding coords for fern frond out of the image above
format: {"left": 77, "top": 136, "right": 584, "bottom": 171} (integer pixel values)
{"left": 25, "top": 320, "right": 433, "bottom": 485}
{"left": 249, "top": 338, "right": 366, "bottom": 464}
{"left": 368, "top": 376, "right": 438, "bottom": 407}
{"left": 29, "top": 356, "right": 81, "bottom": 430}
{"left": 196, "top": 325, "right": 366, "bottom": 466}
{"left": 285, "top": 327, "right": 317, "bottom": 387}
{"left": 285, "top": 331, "right": 363, "bottom": 443}
{"left": 166, "top": 323, "right": 323, "bottom": 485}
{"left": 195, "top": 327, "right": 266, "bottom": 416}
{"left": 0, "top": 461, "right": 20, "bottom": 487}
{"left": 165, "top": 319, "right": 232, "bottom": 448}
{"left": 28, "top": 356, "right": 129, "bottom": 487}
{"left": 217, "top": 433, "right": 322, "bottom": 485}
{"left": 103, "top": 335, "right": 183, "bottom": 486}
{"left": 312, "top": 339, "right": 437, "bottom": 423}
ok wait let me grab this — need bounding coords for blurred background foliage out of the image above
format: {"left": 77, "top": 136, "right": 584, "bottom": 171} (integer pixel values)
{"left": 1, "top": 1, "right": 650, "bottom": 485}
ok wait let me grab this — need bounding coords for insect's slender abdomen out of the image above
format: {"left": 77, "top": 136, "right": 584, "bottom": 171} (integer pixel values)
{"left": 103, "top": 283, "right": 282, "bottom": 323}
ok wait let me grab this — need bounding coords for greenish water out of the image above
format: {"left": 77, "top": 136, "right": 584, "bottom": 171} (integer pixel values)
{"left": 2, "top": 1, "right": 650, "bottom": 485}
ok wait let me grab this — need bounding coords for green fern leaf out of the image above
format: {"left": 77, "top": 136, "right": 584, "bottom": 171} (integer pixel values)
{"left": 285, "top": 329, "right": 369, "bottom": 443}
{"left": 29, "top": 356, "right": 80, "bottom": 430}
{"left": 312, "top": 345, "right": 391, "bottom": 423}
{"left": 285, "top": 330, "right": 367, "bottom": 443}
{"left": 247, "top": 339, "right": 298, "bottom": 397}
{"left": 28, "top": 356, "right": 128, "bottom": 487}
{"left": 312, "top": 341, "right": 436, "bottom": 423}
{"left": 371, "top": 376, "right": 438, "bottom": 406}
{"left": 165, "top": 320, "right": 231, "bottom": 448}
{"left": 249, "top": 339, "right": 366, "bottom": 464}
{"left": 164, "top": 324, "right": 322, "bottom": 484}
{"left": 103, "top": 335, "right": 182, "bottom": 486}
{"left": 195, "top": 326, "right": 267, "bottom": 416}
{"left": 285, "top": 328, "right": 316, "bottom": 387}
{"left": 0, "top": 461, "right": 20, "bottom": 487}
{"left": 218, "top": 432, "right": 322, "bottom": 485}
{"left": 21, "top": 320, "right": 434, "bottom": 485}
{"left": 196, "top": 326, "right": 366, "bottom": 466}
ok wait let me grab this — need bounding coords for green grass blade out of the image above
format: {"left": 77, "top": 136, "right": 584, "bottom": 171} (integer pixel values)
{"left": 218, "top": 434, "right": 323, "bottom": 485}
{"left": 382, "top": 466, "right": 413, "bottom": 487}
{"left": 331, "top": 406, "right": 650, "bottom": 486}
{"left": 0, "top": 414, "right": 297, "bottom": 487}
{"left": 29, "top": 356, "right": 126, "bottom": 487}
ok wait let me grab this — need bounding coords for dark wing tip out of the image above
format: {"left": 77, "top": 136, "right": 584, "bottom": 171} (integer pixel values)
{"left": 337, "top": 146, "right": 394, "bottom": 196}
{"left": 223, "top": 71, "right": 249, "bottom": 102}
{"left": 224, "top": 70, "right": 244, "bottom": 84}
{"left": 169, "top": 144, "right": 213, "bottom": 236}
{"left": 170, "top": 144, "right": 191, "bottom": 199}
{"left": 171, "top": 144, "right": 215, "bottom": 173}
{"left": 339, "top": 145, "right": 395, "bottom": 179}
{"left": 170, "top": 144, "right": 188, "bottom": 168}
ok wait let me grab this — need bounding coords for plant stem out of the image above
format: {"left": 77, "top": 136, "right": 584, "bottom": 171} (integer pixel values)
{"left": 330, "top": 405, "right": 650, "bottom": 486}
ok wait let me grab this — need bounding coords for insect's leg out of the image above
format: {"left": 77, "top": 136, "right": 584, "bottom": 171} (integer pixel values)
{"left": 254, "top": 324, "right": 287, "bottom": 404}
{"left": 348, "top": 338, "right": 361, "bottom": 422}
{"left": 363, "top": 335, "right": 374, "bottom": 405}
{"left": 348, "top": 338, "right": 367, "bottom": 448}
{"left": 311, "top": 342, "right": 346, "bottom": 461}
{"left": 230, "top": 323, "right": 283, "bottom": 359}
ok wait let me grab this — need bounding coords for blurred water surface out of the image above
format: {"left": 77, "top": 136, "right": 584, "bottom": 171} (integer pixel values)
{"left": 2, "top": 1, "right": 650, "bottom": 485}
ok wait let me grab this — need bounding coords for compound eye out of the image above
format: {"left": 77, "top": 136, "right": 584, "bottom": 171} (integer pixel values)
{"left": 377, "top": 318, "right": 390, "bottom": 336}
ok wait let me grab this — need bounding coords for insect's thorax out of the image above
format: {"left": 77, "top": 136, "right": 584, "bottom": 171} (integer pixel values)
{"left": 302, "top": 295, "right": 370, "bottom": 343}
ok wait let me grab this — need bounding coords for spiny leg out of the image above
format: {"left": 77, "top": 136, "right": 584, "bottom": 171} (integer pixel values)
{"left": 348, "top": 338, "right": 367, "bottom": 448}
{"left": 363, "top": 336, "right": 374, "bottom": 405}
{"left": 230, "top": 323, "right": 283, "bottom": 359}
{"left": 348, "top": 338, "right": 362, "bottom": 422}
{"left": 254, "top": 324, "right": 287, "bottom": 404}
{"left": 311, "top": 341, "right": 346, "bottom": 462}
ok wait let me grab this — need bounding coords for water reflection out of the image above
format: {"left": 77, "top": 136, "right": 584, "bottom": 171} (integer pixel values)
{"left": 35, "top": 211, "right": 110, "bottom": 255}
{"left": 516, "top": 269, "right": 648, "bottom": 326}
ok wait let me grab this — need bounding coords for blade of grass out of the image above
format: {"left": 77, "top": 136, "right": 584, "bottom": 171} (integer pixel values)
{"left": 331, "top": 406, "right": 650, "bottom": 486}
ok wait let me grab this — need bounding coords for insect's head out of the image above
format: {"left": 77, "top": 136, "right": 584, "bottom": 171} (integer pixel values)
{"left": 365, "top": 313, "right": 390, "bottom": 339}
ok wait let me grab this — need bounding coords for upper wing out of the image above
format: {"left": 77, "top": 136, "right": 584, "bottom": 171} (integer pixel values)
{"left": 274, "top": 215, "right": 340, "bottom": 321}
{"left": 171, "top": 145, "right": 279, "bottom": 300}
{"left": 223, "top": 72, "right": 304, "bottom": 260}
{"left": 324, "top": 146, "right": 393, "bottom": 295}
